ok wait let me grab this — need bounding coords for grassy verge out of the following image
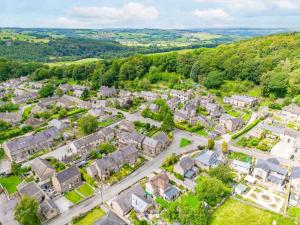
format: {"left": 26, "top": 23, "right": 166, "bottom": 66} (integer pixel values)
{"left": 179, "top": 138, "right": 192, "bottom": 147}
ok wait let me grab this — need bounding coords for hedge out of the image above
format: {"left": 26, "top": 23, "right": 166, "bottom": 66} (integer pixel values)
{"left": 231, "top": 118, "right": 263, "bottom": 140}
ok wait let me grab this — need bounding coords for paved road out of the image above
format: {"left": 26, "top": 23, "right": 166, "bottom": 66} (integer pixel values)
{"left": 47, "top": 129, "right": 202, "bottom": 225}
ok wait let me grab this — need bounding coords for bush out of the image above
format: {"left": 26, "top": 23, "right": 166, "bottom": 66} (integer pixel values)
{"left": 232, "top": 118, "right": 263, "bottom": 139}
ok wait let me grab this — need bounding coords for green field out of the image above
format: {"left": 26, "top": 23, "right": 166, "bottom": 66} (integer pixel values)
{"left": 210, "top": 198, "right": 295, "bottom": 225}
{"left": 0, "top": 176, "right": 22, "bottom": 194}
{"left": 179, "top": 138, "right": 192, "bottom": 147}
{"left": 74, "top": 207, "right": 105, "bottom": 225}
{"left": 46, "top": 58, "right": 101, "bottom": 67}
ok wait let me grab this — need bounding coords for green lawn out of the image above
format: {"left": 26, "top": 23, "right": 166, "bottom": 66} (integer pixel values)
{"left": 196, "top": 129, "right": 208, "bottom": 136}
{"left": 77, "top": 183, "right": 94, "bottom": 197}
{"left": 65, "top": 190, "right": 83, "bottom": 204}
{"left": 210, "top": 198, "right": 294, "bottom": 225}
{"left": 181, "top": 194, "right": 200, "bottom": 207}
{"left": 22, "top": 106, "right": 33, "bottom": 120}
{"left": 227, "top": 151, "right": 252, "bottom": 163}
{"left": 287, "top": 207, "right": 300, "bottom": 223}
{"left": 74, "top": 207, "right": 105, "bottom": 225}
{"left": 0, "top": 176, "right": 22, "bottom": 194}
{"left": 179, "top": 138, "right": 192, "bottom": 147}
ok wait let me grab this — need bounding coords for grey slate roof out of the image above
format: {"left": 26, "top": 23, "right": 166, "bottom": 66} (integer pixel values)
{"left": 55, "top": 165, "right": 80, "bottom": 184}
{"left": 112, "top": 184, "right": 144, "bottom": 214}
{"left": 291, "top": 167, "right": 300, "bottom": 180}
{"left": 93, "top": 211, "right": 126, "bottom": 225}
{"left": 164, "top": 186, "right": 180, "bottom": 199}
{"left": 18, "top": 181, "right": 45, "bottom": 201}
{"left": 5, "top": 127, "right": 60, "bottom": 154}
{"left": 153, "top": 132, "right": 168, "bottom": 146}
{"left": 255, "top": 159, "right": 287, "bottom": 176}
{"left": 143, "top": 137, "right": 159, "bottom": 148}
{"left": 31, "top": 158, "right": 55, "bottom": 180}
{"left": 179, "top": 156, "right": 194, "bottom": 171}
{"left": 195, "top": 150, "right": 219, "bottom": 167}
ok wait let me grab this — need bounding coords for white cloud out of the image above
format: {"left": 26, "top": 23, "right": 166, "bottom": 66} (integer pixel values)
{"left": 191, "top": 8, "right": 233, "bottom": 26}
{"left": 69, "top": 2, "right": 159, "bottom": 25}
{"left": 194, "top": 0, "right": 300, "bottom": 11}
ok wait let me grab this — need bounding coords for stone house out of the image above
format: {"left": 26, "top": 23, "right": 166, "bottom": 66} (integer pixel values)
{"left": 281, "top": 104, "right": 300, "bottom": 124}
{"left": 231, "top": 160, "right": 251, "bottom": 174}
{"left": 252, "top": 158, "right": 287, "bottom": 189}
{"left": 98, "top": 86, "right": 117, "bottom": 98}
{"left": 116, "top": 131, "right": 145, "bottom": 149}
{"left": 174, "top": 156, "right": 198, "bottom": 178}
{"left": 0, "top": 112, "right": 22, "bottom": 124}
{"left": 224, "top": 95, "right": 258, "bottom": 108}
{"left": 219, "top": 114, "right": 244, "bottom": 132}
{"left": 142, "top": 137, "right": 163, "bottom": 157}
{"left": 291, "top": 167, "right": 300, "bottom": 193}
{"left": 17, "top": 181, "right": 45, "bottom": 203}
{"left": 52, "top": 165, "right": 82, "bottom": 193}
{"left": 3, "top": 127, "right": 61, "bottom": 162}
{"left": 195, "top": 150, "right": 223, "bottom": 170}
{"left": 31, "top": 158, "right": 56, "bottom": 181}
{"left": 39, "top": 198, "right": 59, "bottom": 221}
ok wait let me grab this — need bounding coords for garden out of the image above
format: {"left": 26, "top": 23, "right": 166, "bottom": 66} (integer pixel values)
{"left": 227, "top": 151, "right": 252, "bottom": 163}
{"left": 0, "top": 175, "right": 22, "bottom": 194}
{"left": 175, "top": 120, "right": 208, "bottom": 136}
{"left": 73, "top": 206, "right": 105, "bottom": 225}
{"left": 237, "top": 136, "right": 279, "bottom": 151}
{"left": 209, "top": 198, "right": 293, "bottom": 225}
{"left": 64, "top": 183, "right": 95, "bottom": 204}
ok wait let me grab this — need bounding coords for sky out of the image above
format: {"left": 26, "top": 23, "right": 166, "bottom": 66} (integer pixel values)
{"left": 0, "top": 0, "right": 300, "bottom": 29}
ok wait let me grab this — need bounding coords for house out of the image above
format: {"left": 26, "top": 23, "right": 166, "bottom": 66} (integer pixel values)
{"left": 174, "top": 156, "right": 198, "bottom": 178}
{"left": 170, "top": 89, "right": 192, "bottom": 102}
{"left": 24, "top": 118, "right": 43, "bottom": 128}
{"left": 139, "top": 91, "right": 159, "bottom": 101}
{"left": 234, "top": 183, "right": 247, "bottom": 195}
{"left": 52, "top": 165, "right": 82, "bottom": 193}
{"left": 99, "top": 127, "right": 115, "bottom": 142}
{"left": 195, "top": 150, "right": 223, "bottom": 170}
{"left": 60, "top": 95, "right": 91, "bottom": 109}
{"left": 12, "top": 92, "right": 38, "bottom": 104}
{"left": 91, "top": 100, "right": 110, "bottom": 108}
{"left": 0, "top": 112, "right": 22, "bottom": 124}
{"left": 231, "top": 160, "right": 251, "bottom": 174}
{"left": 88, "top": 107, "right": 106, "bottom": 117}
{"left": 291, "top": 167, "right": 300, "bottom": 193}
{"left": 87, "top": 145, "right": 138, "bottom": 180}
{"left": 149, "top": 103, "right": 159, "bottom": 113}
{"left": 93, "top": 211, "right": 126, "bottom": 225}
{"left": 116, "top": 131, "right": 145, "bottom": 149}
{"left": 132, "top": 192, "right": 152, "bottom": 213}
{"left": 146, "top": 173, "right": 170, "bottom": 196}
{"left": 252, "top": 158, "right": 288, "bottom": 188}
{"left": 153, "top": 132, "right": 169, "bottom": 149}
{"left": 219, "top": 114, "right": 244, "bottom": 132}
{"left": 17, "top": 181, "right": 45, "bottom": 203}
{"left": 39, "top": 198, "right": 59, "bottom": 221}
{"left": 167, "top": 97, "right": 180, "bottom": 111}
{"left": 224, "top": 95, "right": 258, "bottom": 108}
{"left": 3, "top": 127, "right": 61, "bottom": 162}
{"left": 58, "top": 84, "right": 73, "bottom": 93}
{"left": 281, "top": 104, "right": 300, "bottom": 123}
{"left": 31, "top": 158, "right": 56, "bottom": 181}
{"left": 68, "top": 131, "right": 105, "bottom": 154}
{"left": 48, "top": 119, "right": 69, "bottom": 130}
{"left": 118, "top": 120, "right": 135, "bottom": 132}
{"left": 163, "top": 186, "right": 180, "bottom": 201}
{"left": 174, "top": 110, "right": 189, "bottom": 123}
{"left": 142, "top": 137, "right": 163, "bottom": 157}
{"left": 98, "top": 86, "right": 117, "bottom": 98}
{"left": 112, "top": 184, "right": 146, "bottom": 215}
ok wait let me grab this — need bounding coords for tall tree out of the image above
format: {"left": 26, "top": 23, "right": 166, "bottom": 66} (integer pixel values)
{"left": 15, "top": 196, "right": 41, "bottom": 225}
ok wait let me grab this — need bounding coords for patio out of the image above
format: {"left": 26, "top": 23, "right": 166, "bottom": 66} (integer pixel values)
{"left": 244, "top": 186, "right": 285, "bottom": 213}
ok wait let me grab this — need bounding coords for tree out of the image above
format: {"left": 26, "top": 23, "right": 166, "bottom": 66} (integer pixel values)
{"left": 204, "top": 71, "right": 225, "bottom": 89}
{"left": 207, "top": 139, "right": 215, "bottom": 150}
{"left": 161, "top": 112, "right": 174, "bottom": 133}
{"left": 208, "top": 165, "right": 235, "bottom": 184}
{"left": 81, "top": 89, "right": 90, "bottom": 100}
{"left": 78, "top": 115, "right": 98, "bottom": 135}
{"left": 38, "top": 84, "right": 55, "bottom": 98}
{"left": 98, "top": 143, "right": 116, "bottom": 154}
{"left": 261, "top": 71, "right": 288, "bottom": 97}
{"left": 178, "top": 201, "right": 207, "bottom": 225}
{"left": 221, "top": 141, "right": 228, "bottom": 154}
{"left": 15, "top": 196, "right": 41, "bottom": 225}
{"left": 195, "top": 176, "right": 231, "bottom": 206}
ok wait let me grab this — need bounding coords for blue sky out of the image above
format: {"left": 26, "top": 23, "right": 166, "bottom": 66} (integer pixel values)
{"left": 1, "top": 0, "right": 300, "bottom": 29}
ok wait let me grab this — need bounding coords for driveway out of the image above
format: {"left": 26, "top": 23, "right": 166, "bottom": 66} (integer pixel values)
{"left": 54, "top": 196, "right": 73, "bottom": 213}
{"left": 0, "top": 193, "right": 19, "bottom": 225}
{"left": 0, "top": 158, "right": 11, "bottom": 174}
